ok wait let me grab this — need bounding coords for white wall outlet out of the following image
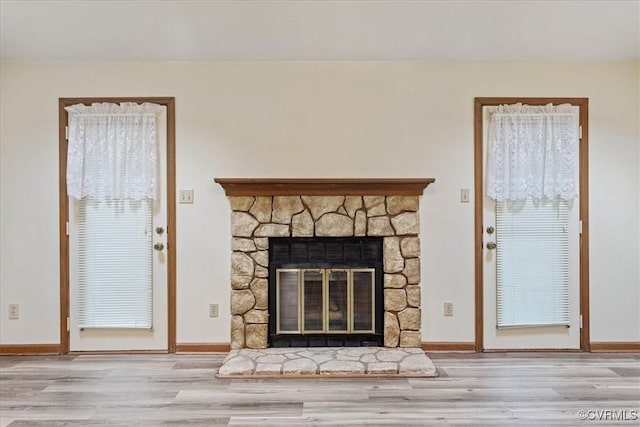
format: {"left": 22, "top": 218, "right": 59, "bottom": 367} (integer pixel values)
{"left": 8, "top": 304, "right": 19, "bottom": 320}
{"left": 444, "top": 302, "right": 453, "bottom": 317}
{"left": 179, "top": 189, "right": 194, "bottom": 204}
{"left": 209, "top": 303, "right": 219, "bottom": 318}
{"left": 460, "top": 188, "right": 470, "bottom": 203}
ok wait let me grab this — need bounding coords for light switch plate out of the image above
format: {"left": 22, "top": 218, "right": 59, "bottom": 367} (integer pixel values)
{"left": 460, "top": 188, "right": 470, "bottom": 203}
{"left": 179, "top": 189, "right": 194, "bottom": 204}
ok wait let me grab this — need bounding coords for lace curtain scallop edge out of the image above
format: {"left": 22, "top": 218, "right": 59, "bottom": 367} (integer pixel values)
{"left": 65, "top": 102, "right": 164, "bottom": 201}
{"left": 486, "top": 103, "right": 579, "bottom": 202}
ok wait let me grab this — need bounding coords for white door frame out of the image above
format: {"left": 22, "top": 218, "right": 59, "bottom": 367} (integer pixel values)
{"left": 474, "top": 97, "right": 590, "bottom": 352}
{"left": 59, "top": 97, "right": 176, "bottom": 354}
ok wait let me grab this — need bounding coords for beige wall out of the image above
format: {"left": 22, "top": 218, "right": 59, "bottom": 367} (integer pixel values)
{"left": 1, "top": 61, "right": 638, "bottom": 345}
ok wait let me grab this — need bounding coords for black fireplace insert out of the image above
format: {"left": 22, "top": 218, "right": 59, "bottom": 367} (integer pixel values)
{"left": 268, "top": 236, "right": 383, "bottom": 347}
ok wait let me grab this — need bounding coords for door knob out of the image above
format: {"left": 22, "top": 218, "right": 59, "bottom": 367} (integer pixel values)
{"left": 155, "top": 227, "right": 164, "bottom": 235}
{"left": 486, "top": 242, "right": 497, "bottom": 250}
{"left": 486, "top": 226, "right": 495, "bottom": 234}
{"left": 153, "top": 243, "right": 164, "bottom": 251}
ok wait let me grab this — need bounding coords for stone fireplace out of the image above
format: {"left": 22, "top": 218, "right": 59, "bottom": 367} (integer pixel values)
{"left": 215, "top": 179, "right": 434, "bottom": 350}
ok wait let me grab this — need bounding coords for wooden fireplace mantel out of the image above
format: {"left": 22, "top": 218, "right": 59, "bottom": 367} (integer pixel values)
{"left": 214, "top": 178, "right": 435, "bottom": 196}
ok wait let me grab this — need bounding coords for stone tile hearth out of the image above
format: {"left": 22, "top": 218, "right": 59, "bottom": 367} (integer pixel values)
{"left": 217, "top": 347, "right": 438, "bottom": 378}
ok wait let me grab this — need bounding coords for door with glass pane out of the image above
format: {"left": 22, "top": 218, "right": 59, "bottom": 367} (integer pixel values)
{"left": 482, "top": 106, "right": 581, "bottom": 350}
{"left": 68, "top": 106, "right": 168, "bottom": 351}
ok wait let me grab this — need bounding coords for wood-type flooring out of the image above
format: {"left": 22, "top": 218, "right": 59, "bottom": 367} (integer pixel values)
{"left": 1, "top": 352, "right": 638, "bottom": 426}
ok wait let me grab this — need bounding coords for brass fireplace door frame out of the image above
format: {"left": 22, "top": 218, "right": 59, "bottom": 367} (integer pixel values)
{"left": 275, "top": 268, "right": 375, "bottom": 335}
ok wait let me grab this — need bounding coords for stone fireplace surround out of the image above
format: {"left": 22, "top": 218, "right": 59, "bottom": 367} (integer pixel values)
{"left": 215, "top": 179, "right": 435, "bottom": 350}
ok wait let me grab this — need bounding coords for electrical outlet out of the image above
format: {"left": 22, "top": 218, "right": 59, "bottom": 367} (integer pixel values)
{"left": 444, "top": 302, "right": 453, "bottom": 317}
{"left": 209, "top": 303, "right": 219, "bottom": 318}
{"left": 179, "top": 189, "right": 194, "bottom": 204}
{"left": 8, "top": 304, "right": 19, "bottom": 320}
{"left": 460, "top": 188, "right": 470, "bottom": 203}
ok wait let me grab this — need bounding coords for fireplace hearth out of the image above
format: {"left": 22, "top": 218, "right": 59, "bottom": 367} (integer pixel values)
{"left": 214, "top": 178, "right": 435, "bottom": 350}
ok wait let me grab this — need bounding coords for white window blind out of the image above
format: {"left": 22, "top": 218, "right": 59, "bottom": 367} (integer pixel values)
{"left": 496, "top": 198, "right": 570, "bottom": 329}
{"left": 77, "top": 199, "right": 153, "bottom": 329}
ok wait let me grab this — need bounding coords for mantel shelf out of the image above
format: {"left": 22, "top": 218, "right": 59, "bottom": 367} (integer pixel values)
{"left": 214, "top": 178, "right": 435, "bottom": 196}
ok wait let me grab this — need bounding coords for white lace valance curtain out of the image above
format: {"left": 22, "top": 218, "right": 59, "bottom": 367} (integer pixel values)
{"left": 486, "top": 103, "right": 579, "bottom": 202}
{"left": 65, "top": 102, "right": 164, "bottom": 200}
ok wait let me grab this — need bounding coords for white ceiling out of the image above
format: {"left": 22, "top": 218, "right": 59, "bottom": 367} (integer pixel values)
{"left": 1, "top": 0, "right": 638, "bottom": 62}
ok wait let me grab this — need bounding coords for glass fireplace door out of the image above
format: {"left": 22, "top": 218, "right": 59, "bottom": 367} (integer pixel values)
{"left": 327, "top": 270, "right": 349, "bottom": 332}
{"left": 276, "top": 270, "right": 300, "bottom": 334}
{"left": 302, "top": 270, "right": 324, "bottom": 332}
{"left": 352, "top": 270, "right": 375, "bottom": 333}
{"left": 275, "top": 268, "right": 375, "bottom": 334}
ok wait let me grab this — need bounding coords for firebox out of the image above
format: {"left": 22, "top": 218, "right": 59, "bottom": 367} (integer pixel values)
{"left": 269, "top": 237, "right": 383, "bottom": 347}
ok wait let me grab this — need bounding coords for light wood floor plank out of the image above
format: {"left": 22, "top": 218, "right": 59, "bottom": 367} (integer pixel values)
{"left": 1, "top": 352, "right": 638, "bottom": 426}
